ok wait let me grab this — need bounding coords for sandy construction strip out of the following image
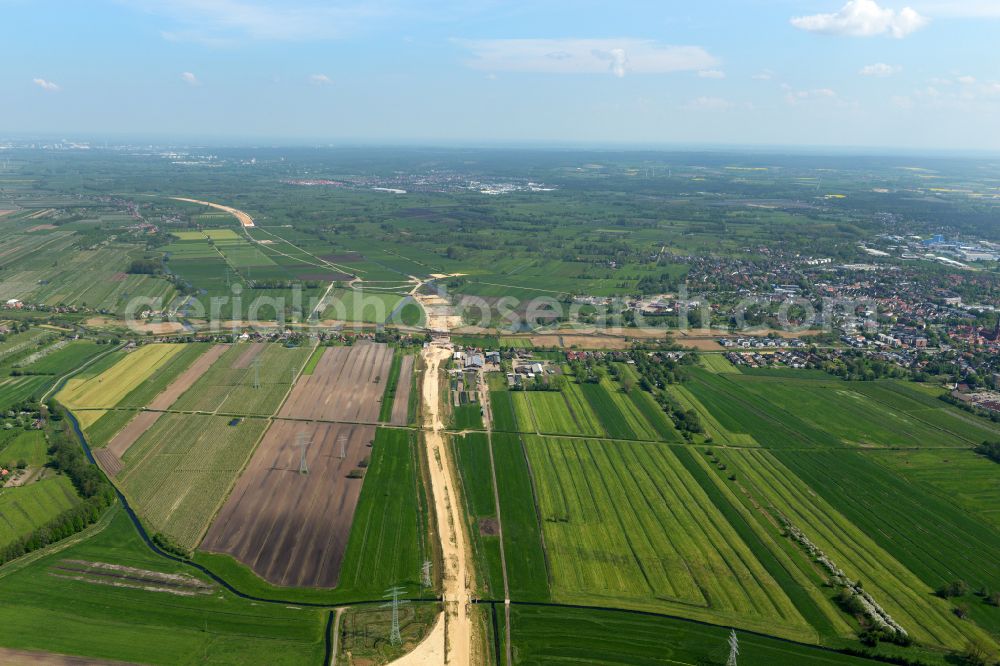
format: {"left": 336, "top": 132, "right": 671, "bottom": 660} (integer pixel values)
{"left": 0, "top": 648, "right": 137, "bottom": 665}
{"left": 170, "top": 197, "right": 255, "bottom": 228}
{"left": 389, "top": 355, "right": 414, "bottom": 426}
{"left": 147, "top": 344, "right": 229, "bottom": 409}
{"left": 391, "top": 344, "right": 474, "bottom": 665}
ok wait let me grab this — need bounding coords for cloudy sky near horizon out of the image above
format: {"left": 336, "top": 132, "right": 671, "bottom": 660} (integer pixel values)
{"left": 4, "top": 0, "right": 1000, "bottom": 151}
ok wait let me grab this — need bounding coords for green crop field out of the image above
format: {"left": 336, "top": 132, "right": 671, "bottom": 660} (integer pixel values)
{"left": 0, "top": 430, "right": 48, "bottom": 468}
{"left": 16, "top": 340, "right": 105, "bottom": 375}
{"left": 0, "top": 375, "right": 50, "bottom": 412}
{"left": 0, "top": 475, "right": 80, "bottom": 549}
{"left": 58, "top": 344, "right": 187, "bottom": 425}
{"left": 453, "top": 433, "right": 505, "bottom": 598}
{"left": 722, "top": 447, "right": 993, "bottom": 651}
{"left": 512, "top": 389, "right": 604, "bottom": 437}
{"left": 491, "top": 433, "right": 549, "bottom": 601}
{"left": 0, "top": 509, "right": 326, "bottom": 665}
{"left": 118, "top": 414, "right": 269, "bottom": 549}
{"left": 489, "top": 387, "right": 520, "bottom": 433}
{"left": 170, "top": 344, "right": 310, "bottom": 416}
{"left": 508, "top": 605, "right": 890, "bottom": 666}
{"left": 379, "top": 351, "right": 403, "bottom": 422}
{"left": 868, "top": 448, "right": 1000, "bottom": 532}
{"left": 523, "top": 435, "right": 813, "bottom": 640}
{"left": 336, "top": 428, "right": 429, "bottom": 598}
{"left": 114, "top": 343, "right": 211, "bottom": 409}
{"left": 700, "top": 353, "right": 740, "bottom": 373}
{"left": 453, "top": 401, "right": 484, "bottom": 430}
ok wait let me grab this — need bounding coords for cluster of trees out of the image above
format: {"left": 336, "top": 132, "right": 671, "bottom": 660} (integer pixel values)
{"left": 0, "top": 407, "right": 115, "bottom": 567}
{"left": 820, "top": 353, "right": 910, "bottom": 381}
{"left": 127, "top": 257, "right": 162, "bottom": 275}
{"left": 974, "top": 441, "right": 1000, "bottom": 464}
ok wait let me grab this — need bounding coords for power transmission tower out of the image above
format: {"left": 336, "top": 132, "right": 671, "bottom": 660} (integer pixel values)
{"left": 338, "top": 433, "right": 348, "bottom": 460}
{"left": 382, "top": 586, "right": 409, "bottom": 646}
{"left": 421, "top": 560, "right": 432, "bottom": 590}
{"left": 251, "top": 356, "right": 261, "bottom": 389}
{"left": 297, "top": 431, "right": 309, "bottom": 474}
{"left": 726, "top": 629, "right": 739, "bottom": 666}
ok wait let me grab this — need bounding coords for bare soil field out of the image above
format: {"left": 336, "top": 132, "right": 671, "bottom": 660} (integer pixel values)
{"left": 390, "top": 355, "right": 414, "bottom": 425}
{"left": 105, "top": 412, "right": 163, "bottom": 460}
{"left": 200, "top": 420, "right": 374, "bottom": 587}
{"left": 147, "top": 344, "right": 228, "bottom": 409}
{"left": 93, "top": 448, "right": 124, "bottom": 477}
{"left": 278, "top": 342, "right": 393, "bottom": 423}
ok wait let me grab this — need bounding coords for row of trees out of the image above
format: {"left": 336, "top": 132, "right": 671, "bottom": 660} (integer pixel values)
{"left": 0, "top": 406, "right": 115, "bottom": 566}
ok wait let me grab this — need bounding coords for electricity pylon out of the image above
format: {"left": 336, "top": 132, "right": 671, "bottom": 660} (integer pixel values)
{"left": 297, "top": 431, "right": 309, "bottom": 474}
{"left": 382, "top": 586, "right": 409, "bottom": 646}
{"left": 726, "top": 629, "right": 739, "bottom": 666}
{"left": 251, "top": 356, "right": 261, "bottom": 389}
{"left": 421, "top": 560, "right": 432, "bottom": 590}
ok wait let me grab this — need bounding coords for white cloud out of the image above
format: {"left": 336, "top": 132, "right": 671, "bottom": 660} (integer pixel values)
{"left": 698, "top": 69, "right": 726, "bottom": 79}
{"left": 859, "top": 63, "right": 901, "bottom": 77}
{"left": 309, "top": 73, "right": 332, "bottom": 85}
{"left": 180, "top": 71, "right": 199, "bottom": 85}
{"left": 752, "top": 69, "right": 774, "bottom": 81}
{"left": 455, "top": 38, "right": 718, "bottom": 77}
{"left": 957, "top": 75, "right": 976, "bottom": 84}
{"left": 32, "top": 78, "right": 59, "bottom": 92}
{"left": 791, "top": 0, "right": 928, "bottom": 38}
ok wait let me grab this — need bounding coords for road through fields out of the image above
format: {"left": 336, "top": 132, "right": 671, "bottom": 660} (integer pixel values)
{"left": 393, "top": 343, "right": 475, "bottom": 665}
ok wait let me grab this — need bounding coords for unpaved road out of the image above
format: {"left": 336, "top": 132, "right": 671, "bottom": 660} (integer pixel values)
{"left": 391, "top": 343, "right": 475, "bottom": 665}
{"left": 170, "top": 197, "right": 255, "bottom": 227}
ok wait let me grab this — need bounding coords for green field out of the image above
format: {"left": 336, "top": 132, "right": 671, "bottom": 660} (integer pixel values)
{"left": 723, "top": 447, "right": 992, "bottom": 651}
{"left": 0, "top": 430, "right": 48, "bottom": 468}
{"left": 170, "top": 344, "right": 310, "bottom": 416}
{"left": 334, "top": 428, "right": 430, "bottom": 598}
{"left": 523, "top": 435, "right": 813, "bottom": 640}
{"left": 491, "top": 433, "right": 549, "bottom": 601}
{"left": 0, "top": 475, "right": 80, "bottom": 549}
{"left": 0, "top": 509, "right": 326, "bottom": 664}
{"left": 16, "top": 340, "right": 105, "bottom": 375}
{"left": 58, "top": 344, "right": 187, "bottom": 422}
{"left": 508, "top": 605, "right": 891, "bottom": 666}
{"left": 0, "top": 375, "right": 50, "bottom": 412}
{"left": 378, "top": 351, "right": 403, "bottom": 422}
{"left": 453, "top": 433, "right": 505, "bottom": 598}
{"left": 512, "top": 389, "right": 604, "bottom": 437}
{"left": 118, "top": 414, "right": 269, "bottom": 549}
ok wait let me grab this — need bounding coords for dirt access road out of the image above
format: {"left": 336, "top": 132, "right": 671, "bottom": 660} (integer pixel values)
{"left": 170, "top": 197, "right": 255, "bottom": 227}
{"left": 392, "top": 343, "right": 476, "bottom": 665}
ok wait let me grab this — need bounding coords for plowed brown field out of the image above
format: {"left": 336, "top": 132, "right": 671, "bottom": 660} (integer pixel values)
{"left": 199, "top": 420, "right": 374, "bottom": 587}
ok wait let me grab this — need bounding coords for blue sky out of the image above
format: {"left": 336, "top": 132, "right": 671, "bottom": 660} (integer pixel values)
{"left": 3, "top": 0, "right": 1000, "bottom": 150}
